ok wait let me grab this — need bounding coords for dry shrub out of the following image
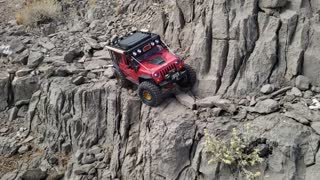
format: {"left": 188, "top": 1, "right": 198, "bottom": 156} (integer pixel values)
{"left": 88, "top": 0, "right": 97, "bottom": 7}
{"left": 16, "top": 0, "right": 61, "bottom": 26}
{"left": 204, "top": 125, "right": 264, "bottom": 180}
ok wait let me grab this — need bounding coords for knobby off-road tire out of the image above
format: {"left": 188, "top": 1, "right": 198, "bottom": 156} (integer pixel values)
{"left": 115, "top": 70, "right": 131, "bottom": 88}
{"left": 138, "top": 81, "right": 163, "bottom": 107}
{"left": 177, "top": 64, "right": 197, "bottom": 88}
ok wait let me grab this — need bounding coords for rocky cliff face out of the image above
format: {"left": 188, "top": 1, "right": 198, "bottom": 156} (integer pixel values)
{"left": 1, "top": 0, "right": 320, "bottom": 180}
{"left": 2, "top": 74, "right": 320, "bottom": 180}
{"left": 145, "top": 0, "right": 320, "bottom": 97}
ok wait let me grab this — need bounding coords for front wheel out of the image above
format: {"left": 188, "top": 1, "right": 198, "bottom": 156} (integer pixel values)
{"left": 138, "top": 81, "right": 163, "bottom": 107}
{"left": 114, "top": 70, "right": 131, "bottom": 88}
{"left": 177, "top": 64, "right": 197, "bottom": 88}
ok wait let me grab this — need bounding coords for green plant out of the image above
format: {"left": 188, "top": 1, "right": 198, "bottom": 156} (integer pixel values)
{"left": 204, "top": 125, "right": 264, "bottom": 180}
{"left": 16, "top": 0, "right": 61, "bottom": 26}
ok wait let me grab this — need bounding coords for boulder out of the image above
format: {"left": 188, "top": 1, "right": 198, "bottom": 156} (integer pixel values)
{"left": 93, "top": 50, "right": 111, "bottom": 60}
{"left": 312, "top": 86, "right": 320, "bottom": 93}
{"left": 27, "top": 51, "right": 44, "bottom": 68}
{"left": 0, "top": 127, "right": 9, "bottom": 133}
{"left": 22, "top": 136, "right": 34, "bottom": 144}
{"left": 39, "top": 39, "right": 55, "bottom": 50}
{"left": 82, "top": 154, "right": 96, "bottom": 164}
{"left": 74, "top": 164, "right": 95, "bottom": 175}
{"left": 84, "top": 35, "right": 102, "bottom": 49}
{"left": 9, "top": 39, "right": 26, "bottom": 53}
{"left": 296, "top": 75, "right": 310, "bottom": 90}
{"left": 304, "top": 90, "right": 313, "bottom": 99}
{"left": 196, "top": 96, "right": 237, "bottom": 114}
{"left": 88, "top": 146, "right": 102, "bottom": 155}
{"left": 20, "top": 169, "right": 47, "bottom": 180}
{"left": 18, "top": 145, "right": 30, "bottom": 154}
{"left": 64, "top": 49, "right": 83, "bottom": 63}
{"left": 12, "top": 49, "right": 29, "bottom": 65}
{"left": 104, "top": 67, "right": 114, "bottom": 79}
{"left": 284, "top": 111, "right": 309, "bottom": 125}
{"left": 8, "top": 107, "right": 19, "bottom": 121}
{"left": 254, "top": 99, "right": 280, "bottom": 114}
{"left": 210, "top": 108, "right": 222, "bottom": 117}
{"left": 287, "top": 87, "right": 302, "bottom": 97}
{"left": 260, "top": 84, "right": 275, "bottom": 94}
{"left": 283, "top": 102, "right": 320, "bottom": 122}
{"left": 12, "top": 76, "right": 40, "bottom": 103}
{"left": 259, "top": 0, "right": 288, "bottom": 8}
{"left": 175, "top": 93, "right": 195, "bottom": 109}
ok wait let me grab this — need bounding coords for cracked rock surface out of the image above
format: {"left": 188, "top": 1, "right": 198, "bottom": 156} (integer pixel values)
{"left": 1, "top": 0, "right": 320, "bottom": 180}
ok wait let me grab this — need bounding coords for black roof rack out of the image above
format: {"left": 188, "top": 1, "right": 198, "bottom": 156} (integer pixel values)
{"left": 106, "top": 31, "right": 160, "bottom": 54}
{"left": 118, "top": 32, "right": 151, "bottom": 50}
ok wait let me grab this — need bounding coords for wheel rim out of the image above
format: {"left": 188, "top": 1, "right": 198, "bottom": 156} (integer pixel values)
{"left": 143, "top": 90, "right": 152, "bottom": 101}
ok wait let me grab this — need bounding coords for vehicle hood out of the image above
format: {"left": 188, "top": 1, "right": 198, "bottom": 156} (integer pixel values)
{"left": 140, "top": 50, "right": 178, "bottom": 73}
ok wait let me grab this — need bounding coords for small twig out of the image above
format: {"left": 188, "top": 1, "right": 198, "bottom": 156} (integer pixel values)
{"left": 256, "top": 86, "right": 291, "bottom": 101}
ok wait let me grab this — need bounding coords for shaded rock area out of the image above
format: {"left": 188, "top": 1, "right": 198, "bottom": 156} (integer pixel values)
{"left": 1, "top": 0, "right": 320, "bottom": 180}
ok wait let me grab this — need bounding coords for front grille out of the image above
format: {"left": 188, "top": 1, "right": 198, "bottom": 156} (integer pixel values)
{"left": 159, "top": 63, "right": 176, "bottom": 77}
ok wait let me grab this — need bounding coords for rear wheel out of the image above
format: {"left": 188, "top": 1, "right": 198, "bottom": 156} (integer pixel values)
{"left": 177, "top": 64, "right": 197, "bottom": 88}
{"left": 138, "top": 81, "right": 163, "bottom": 107}
{"left": 115, "top": 70, "right": 131, "bottom": 88}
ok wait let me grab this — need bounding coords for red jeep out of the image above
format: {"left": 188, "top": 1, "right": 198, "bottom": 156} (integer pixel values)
{"left": 105, "top": 31, "right": 196, "bottom": 107}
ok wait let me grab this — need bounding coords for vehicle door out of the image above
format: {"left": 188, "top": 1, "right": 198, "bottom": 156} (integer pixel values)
{"left": 124, "top": 55, "right": 141, "bottom": 83}
{"left": 114, "top": 52, "right": 139, "bottom": 83}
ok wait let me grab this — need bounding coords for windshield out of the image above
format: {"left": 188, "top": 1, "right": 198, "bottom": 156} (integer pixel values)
{"left": 137, "top": 45, "right": 163, "bottom": 62}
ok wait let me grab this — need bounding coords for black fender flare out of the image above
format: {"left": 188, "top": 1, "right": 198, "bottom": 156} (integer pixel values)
{"left": 139, "top": 75, "right": 153, "bottom": 83}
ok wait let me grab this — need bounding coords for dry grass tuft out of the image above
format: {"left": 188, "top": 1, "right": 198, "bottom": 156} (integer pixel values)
{"left": 88, "top": 0, "right": 97, "bottom": 7}
{"left": 16, "top": 0, "right": 61, "bottom": 26}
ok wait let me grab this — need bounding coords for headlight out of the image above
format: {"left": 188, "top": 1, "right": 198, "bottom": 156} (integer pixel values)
{"left": 137, "top": 49, "right": 142, "bottom": 53}
{"left": 154, "top": 73, "right": 159, "bottom": 78}
{"left": 175, "top": 60, "right": 180, "bottom": 65}
{"left": 151, "top": 42, "right": 155, "bottom": 46}
{"left": 132, "top": 52, "right": 137, "bottom": 56}
{"left": 155, "top": 39, "right": 160, "bottom": 44}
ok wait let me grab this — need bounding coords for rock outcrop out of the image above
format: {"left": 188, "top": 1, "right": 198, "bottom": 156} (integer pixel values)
{"left": 145, "top": 0, "right": 320, "bottom": 97}
{"left": 1, "top": 0, "right": 320, "bottom": 180}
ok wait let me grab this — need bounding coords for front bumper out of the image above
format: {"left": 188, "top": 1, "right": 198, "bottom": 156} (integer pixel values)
{"left": 159, "top": 70, "right": 187, "bottom": 87}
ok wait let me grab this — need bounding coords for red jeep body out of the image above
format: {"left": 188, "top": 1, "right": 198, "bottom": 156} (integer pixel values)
{"left": 117, "top": 46, "right": 184, "bottom": 85}
{"left": 105, "top": 31, "right": 196, "bottom": 106}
